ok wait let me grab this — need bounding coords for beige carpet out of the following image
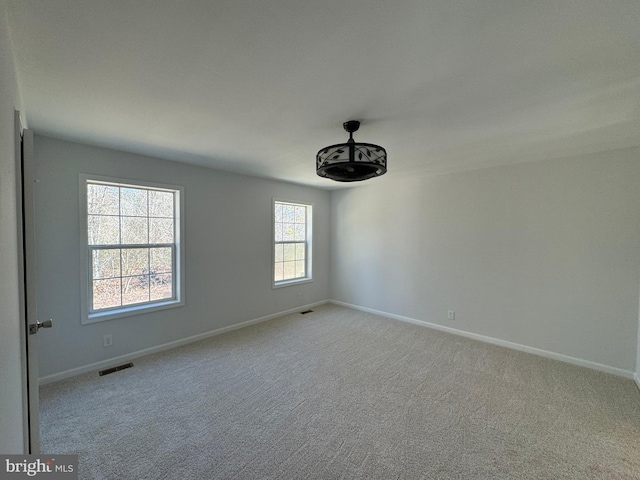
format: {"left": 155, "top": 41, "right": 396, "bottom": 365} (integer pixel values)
{"left": 40, "top": 304, "right": 640, "bottom": 479}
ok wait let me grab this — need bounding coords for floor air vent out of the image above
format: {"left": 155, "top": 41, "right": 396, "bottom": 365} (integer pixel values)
{"left": 99, "top": 363, "right": 133, "bottom": 376}
{"left": 300, "top": 310, "right": 314, "bottom": 314}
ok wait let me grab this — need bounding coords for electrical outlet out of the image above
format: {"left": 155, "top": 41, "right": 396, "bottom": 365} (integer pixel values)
{"left": 447, "top": 310, "right": 455, "bottom": 320}
{"left": 103, "top": 334, "right": 113, "bottom": 348}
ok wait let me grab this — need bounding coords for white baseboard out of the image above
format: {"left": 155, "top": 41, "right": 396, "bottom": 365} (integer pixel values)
{"left": 39, "top": 300, "right": 329, "bottom": 385}
{"left": 330, "top": 300, "right": 635, "bottom": 379}
{"left": 41, "top": 299, "right": 636, "bottom": 385}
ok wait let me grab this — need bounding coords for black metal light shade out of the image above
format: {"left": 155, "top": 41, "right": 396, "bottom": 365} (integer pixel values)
{"left": 316, "top": 121, "right": 387, "bottom": 182}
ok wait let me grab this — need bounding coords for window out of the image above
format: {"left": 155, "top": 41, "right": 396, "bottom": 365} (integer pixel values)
{"left": 273, "top": 200, "right": 312, "bottom": 286}
{"left": 80, "top": 176, "right": 183, "bottom": 323}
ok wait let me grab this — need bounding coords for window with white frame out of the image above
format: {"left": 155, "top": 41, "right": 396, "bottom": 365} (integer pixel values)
{"left": 273, "top": 200, "right": 312, "bottom": 286}
{"left": 81, "top": 176, "right": 183, "bottom": 323}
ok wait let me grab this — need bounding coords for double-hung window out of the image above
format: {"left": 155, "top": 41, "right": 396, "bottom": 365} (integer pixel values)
{"left": 273, "top": 200, "right": 312, "bottom": 286}
{"left": 81, "top": 176, "right": 184, "bottom": 323}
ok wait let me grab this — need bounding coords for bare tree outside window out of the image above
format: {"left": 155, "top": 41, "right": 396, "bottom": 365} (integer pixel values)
{"left": 87, "top": 182, "right": 177, "bottom": 312}
{"left": 274, "top": 200, "right": 312, "bottom": 285}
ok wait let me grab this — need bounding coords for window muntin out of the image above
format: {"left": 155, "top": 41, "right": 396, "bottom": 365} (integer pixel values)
{"left": 85, "top": 180, "right": 181, "bottom": 318}
{"left": 274, "top": 200, "right": 312, "bottom": 285}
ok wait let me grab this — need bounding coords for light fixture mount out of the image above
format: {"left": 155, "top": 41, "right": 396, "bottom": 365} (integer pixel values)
{"left": 316, "top": 120, "right": 387, "bottom": 182}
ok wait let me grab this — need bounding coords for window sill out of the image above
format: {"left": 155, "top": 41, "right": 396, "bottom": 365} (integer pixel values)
{"left": 273, "top": 278, "right": 313, "bottom": 289}
{"left": 83, "top": 299, "right": 184, "bottom": 324}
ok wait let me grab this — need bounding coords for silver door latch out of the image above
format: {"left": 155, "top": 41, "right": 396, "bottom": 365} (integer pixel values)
{"left": 29, "top": 319, "right": 53, "bottom": 335}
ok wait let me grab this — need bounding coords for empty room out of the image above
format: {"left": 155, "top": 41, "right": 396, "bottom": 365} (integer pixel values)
{"left": 1, "top": 1, "right": 639, "bottom": 479}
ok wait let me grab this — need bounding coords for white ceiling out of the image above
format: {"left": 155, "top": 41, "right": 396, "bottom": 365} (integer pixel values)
{"left": 6, "top": 0, "right": 640, "bottom": 189}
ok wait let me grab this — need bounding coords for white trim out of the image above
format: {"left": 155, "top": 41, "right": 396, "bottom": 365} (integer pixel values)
{"left": 40, "top": 299, "right": 637, "bottom": 386}
{"left": 272, "top": 198, "right": 313, "bottom": 288}
{"left": 330, "top": 300, "right": 635, "bottom": 379}
{"left": 79, "top": 174, "right": 186, "bottom": 324}
{"left": 15, "top": 112, "right": 30, "bottom": 453}
{"left": 22, "top": 129, "right": 41, "bottom": 452}
{"left": 85, "top": 299, "right": 183, "bottom": 324}
{"left": 272, "top": 277, "right": 314, "bottom": 289}
{"left": 39, "top": 301, "right": 328, "bottom": 385}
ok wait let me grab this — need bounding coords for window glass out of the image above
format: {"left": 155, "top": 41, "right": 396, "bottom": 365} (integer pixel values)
{"left": 86, "top": 180, "right": 180, "bottom": 316}
{"left": 274, "top": 200, "right": 312, "bottom": 285}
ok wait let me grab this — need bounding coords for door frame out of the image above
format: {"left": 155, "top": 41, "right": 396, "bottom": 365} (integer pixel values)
{"left": 16, "top": 112, "right": 40, "bottom": 453}
{"left": 15, "top": 111, "right": 29, "bottom": 453}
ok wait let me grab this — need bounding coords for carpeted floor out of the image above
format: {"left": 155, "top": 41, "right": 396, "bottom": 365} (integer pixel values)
{"left": 40, "top": 304, "right": 640, "bottom": 479}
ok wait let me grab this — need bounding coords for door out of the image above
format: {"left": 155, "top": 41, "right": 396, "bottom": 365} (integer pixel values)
{"left": 17, "top": 121, "right": 52, "bottom": 453}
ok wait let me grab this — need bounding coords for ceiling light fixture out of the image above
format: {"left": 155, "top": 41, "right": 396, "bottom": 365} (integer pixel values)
{"left": 316, "top": 121, "right": 387, "bottom": 182}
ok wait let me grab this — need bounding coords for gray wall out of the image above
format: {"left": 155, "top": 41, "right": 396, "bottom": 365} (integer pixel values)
{"left": 33, "top": 136, "right": 331, "bottom": 378}
{"left": 0, "top": 1, "right": 25, "bottom": 453}
{"left": 331, "top": 149, "right": 640, "bottom": 373}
